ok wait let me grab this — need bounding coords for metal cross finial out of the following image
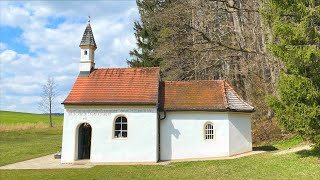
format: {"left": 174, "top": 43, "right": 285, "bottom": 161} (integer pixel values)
{"left": 88, "top": 16, "right": 90, "bottom": 23}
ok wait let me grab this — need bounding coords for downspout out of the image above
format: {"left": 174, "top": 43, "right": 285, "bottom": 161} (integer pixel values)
{"left": 158, "top": 110, "right": 166, "bottom": 162}
{"left": 157, "top": 111, "right": 160, "bottom": 162}
{"left": 158, "top": 78, "right": 166, "bottom": 162}
{"left": 156, "top": 76, "right": 161, "bottom": 162}
{"left": 159, "top": 111, "right": 166, "bottom": 120}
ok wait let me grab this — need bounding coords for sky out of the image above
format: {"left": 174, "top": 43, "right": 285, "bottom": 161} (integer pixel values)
{"left": 0, "top": 1, "right": 140, "bottom": 113}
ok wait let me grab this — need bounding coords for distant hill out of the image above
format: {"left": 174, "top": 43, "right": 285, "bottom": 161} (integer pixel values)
{"left": 42, "top": 113, "right": 64, "bottom": 116}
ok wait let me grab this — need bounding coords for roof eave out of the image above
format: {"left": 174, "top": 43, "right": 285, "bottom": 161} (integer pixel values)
{"left": 229, "top": 108, "right": 256, "bottom": 113}
{"left": 159, "top": 108, "right": 255, "bottom": 113}
{"left": 62, "top": 102, "right": 157, "bottom": 106}
{"left": 79, "top": 44, "right": 97, "bottom": 50}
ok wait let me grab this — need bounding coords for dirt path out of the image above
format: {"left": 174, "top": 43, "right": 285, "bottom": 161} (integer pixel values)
{"left": 273, "top": 145, "right": 312, "bottom": 156}
{"left": 0, "top": 154, "right": 94, "bottom": 170}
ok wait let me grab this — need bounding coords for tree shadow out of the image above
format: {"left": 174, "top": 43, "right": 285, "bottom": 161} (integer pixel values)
{"left": 161, "top": 119, "right": 180, "bottom": 161}
{"left": 253, "top": 146, "right": 278, "bottom": 152}
{"left": 296, "top": 149, "right": 320, "bottom": 158}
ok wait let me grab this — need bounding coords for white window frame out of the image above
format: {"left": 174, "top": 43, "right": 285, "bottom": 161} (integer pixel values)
{"left": 204, "top": 122, "right": 215, "bottom": 140}
{"left": 113, "top": 116, "right": 128, "bottom": 139}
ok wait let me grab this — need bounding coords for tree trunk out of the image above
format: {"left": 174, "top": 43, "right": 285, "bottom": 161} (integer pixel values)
{"left": 49, "top": 97, "right": 53, "bottom": 127}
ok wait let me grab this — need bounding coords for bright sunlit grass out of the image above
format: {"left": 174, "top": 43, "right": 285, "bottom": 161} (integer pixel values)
{"left": 0, "top": 111, "right": 63, "bottom": 131}
{"left": 0, "top": 111, "right": 319, "bottom": 179}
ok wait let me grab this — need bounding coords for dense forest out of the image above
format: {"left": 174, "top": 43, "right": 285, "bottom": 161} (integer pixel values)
{"left": 128, "top": 0, "right": 320, "bottom": 147}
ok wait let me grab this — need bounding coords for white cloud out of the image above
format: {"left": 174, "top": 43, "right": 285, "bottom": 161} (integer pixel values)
{"left": 0, "top": 50, "right": 17, "bottom": 63}
{"left": 0, "top": 50, "right": 42, "bottom": 75}
{"left": 112, "top": 35, "right": 136, "bottom": 53}
{"left": 0, "top": 42, "right": 7, "bottom": 50}
{"left": 0, "top": 1, "right": 30, "bottom": 27}
{"left": 20, "top": 96, "right": 41, "bottom": 105}
{"left": 3, "top": 75, "right": 43, "bottom": 85}
{"left": 0, "top": 1, "right": 139, "bottom": 113}
{"left": 3, "top": 83, "right": 40, "bottom": 94}
{"left": 0, "top": 95, "right": 43, "bottom": 113}
{"left": 6, "top": 105, "right": 17, "bottom": 111}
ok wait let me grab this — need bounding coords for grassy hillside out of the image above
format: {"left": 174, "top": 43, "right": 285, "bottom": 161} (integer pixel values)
{"left": 0, "top": 111, "right": 63, "bottom": 131}
{"left": 0, "top": 110, "right": 63, "bottom": 125}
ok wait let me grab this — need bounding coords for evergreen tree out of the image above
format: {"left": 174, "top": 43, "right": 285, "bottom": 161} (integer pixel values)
{"left": 263, "top": 0, "right": 320, "bottom": 149}
{"left": 128, "top": 0, "right": 162, "bottom": 67}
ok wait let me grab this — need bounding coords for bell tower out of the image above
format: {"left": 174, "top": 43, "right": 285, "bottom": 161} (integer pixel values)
{"left": 79, "top": 16, "right": 97, "bottom": 76}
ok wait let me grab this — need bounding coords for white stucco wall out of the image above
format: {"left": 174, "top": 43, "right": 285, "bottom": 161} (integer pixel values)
{"left": 160, "top": 112, "right": 230, "bottom": 160}
{"left": 79, "top": 61, "right": 94, "bottom": 72}
{"left": 61, "top": 107, "right": 158, "bottom": 163}
{"left": 80, "top": 49, "right": 94, "bottom": 61}
{"left": 228, "top": 113, "right": 252, "bottom": 156}
{"left": 79, "top": 48, "right": 94, "bottom": 72}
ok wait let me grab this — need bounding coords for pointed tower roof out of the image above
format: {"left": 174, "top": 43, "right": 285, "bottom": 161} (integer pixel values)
{"left": 80, "top": 16, "right": 97, "bottom": 49}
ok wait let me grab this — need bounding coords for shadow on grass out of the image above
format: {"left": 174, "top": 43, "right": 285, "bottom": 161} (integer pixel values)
{"left": 296, "top": 149, "right": 320, "bottom": 158}
{"left": 253, "top": 146, "right": 278, "bottom": 152}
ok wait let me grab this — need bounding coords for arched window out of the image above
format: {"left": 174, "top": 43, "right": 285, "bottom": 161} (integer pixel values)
{"left": 204, "top": 122, "right": 215, "bottom": 140}
{"left": 84, "top": 50, "right": 88, "bottom": 55}
{"left": 114, "top": 116, "right": 127, "bottom": 138}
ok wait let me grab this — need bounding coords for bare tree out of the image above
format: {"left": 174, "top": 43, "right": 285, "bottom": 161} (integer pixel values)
{"left": 39, "top": 77, "right": 58, "bottom": 127}
{"left": 134, "top": 0, "right": 284, "bottom": 142}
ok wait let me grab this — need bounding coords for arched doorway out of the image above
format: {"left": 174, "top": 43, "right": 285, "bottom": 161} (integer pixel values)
{"left": 78, "top": 123, "right": 92, "bottom": 160}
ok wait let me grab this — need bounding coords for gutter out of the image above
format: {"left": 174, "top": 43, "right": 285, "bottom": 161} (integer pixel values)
{"left": 158, "top": 108, "right": 255, "bottom": 113}
{"left": 61, "top": 102, "right": 157, "bottom": 105}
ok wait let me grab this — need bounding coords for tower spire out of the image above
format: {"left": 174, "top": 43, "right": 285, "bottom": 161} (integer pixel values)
{"left": 79, "top": 17, "right": 97, "bottom": 76}
{"left": 79, "top": 17, "right": 97, "bottom": 49}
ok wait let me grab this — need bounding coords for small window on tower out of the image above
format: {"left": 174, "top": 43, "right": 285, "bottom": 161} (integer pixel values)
{"left": 84, "top": 50, "right": 88, "bottom": 55}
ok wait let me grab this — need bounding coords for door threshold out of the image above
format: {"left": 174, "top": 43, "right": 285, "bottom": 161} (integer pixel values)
{"left": 73, "top": 159, "right": 90, "bottom": 165}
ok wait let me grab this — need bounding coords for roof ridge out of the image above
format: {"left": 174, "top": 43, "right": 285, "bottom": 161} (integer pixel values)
{"left": 163, "top": 80, "right": 225, "bottom": 83}
{"left": 94, "top": 67, "right": 160, "bottom": 70}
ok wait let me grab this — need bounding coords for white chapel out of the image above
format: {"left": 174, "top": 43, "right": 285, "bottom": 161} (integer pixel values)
{"left": 61, "top": 19, "right": 255, "bottom": 163}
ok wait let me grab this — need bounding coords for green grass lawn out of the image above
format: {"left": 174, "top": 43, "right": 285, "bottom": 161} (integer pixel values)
{"left": 0, "top": 111, "right": 319, "bottom": 179}
{"left": 0, "top": 127, "right": 62, "bottom": 166}
{"left": 0, "top": 111, "right": 63, "bottom": 166}
{"left": 0, "top": 150, "right": 319, "bottom": 179}
{"left": 255, "top": 135, "right": 305, "bottom": 151}
{"left": 0, "top": 110, "right": 63, "bottom": 125}
{"left": 0, "top": 128, "right": 319, "bottom": 180}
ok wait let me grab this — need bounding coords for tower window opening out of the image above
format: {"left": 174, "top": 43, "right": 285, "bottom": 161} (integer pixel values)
{"left": 84, "top": 50, "right": 88, "bottom": 55}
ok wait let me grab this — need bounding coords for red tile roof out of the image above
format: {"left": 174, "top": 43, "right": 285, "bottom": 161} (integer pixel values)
{"left": 63, "top": 68, "right": 254, "bottom": 112}
{"left": 63, "top": 67, "right": 160, "bottom": 105}
{"left": 159, "top": 80, "right": 227, "bottom": 110}
{"left": 159, "top": 80, "right": 254, "bottom": 112}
